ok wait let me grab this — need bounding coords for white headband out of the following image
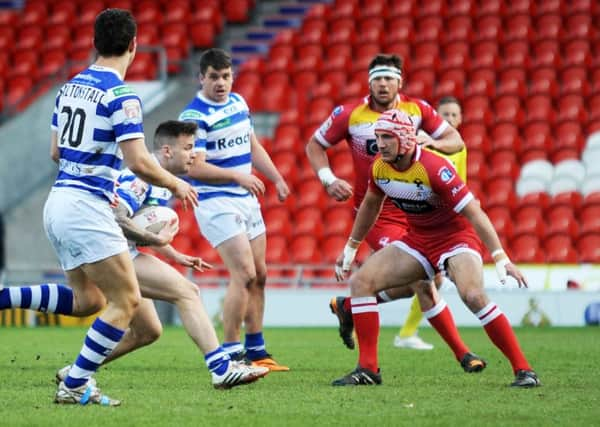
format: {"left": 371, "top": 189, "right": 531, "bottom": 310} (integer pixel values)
{"left": 368, "top": 66, "right": 402, "bottom": 83}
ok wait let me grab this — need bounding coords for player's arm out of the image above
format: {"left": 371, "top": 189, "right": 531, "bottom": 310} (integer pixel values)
{"left": 335, "top": 188, "right": 385, "bottom": 281}
{"left": 152, "top": 244, "right": 212, "bottom": 272}
{"left": 420, "top": 125, "right": 464, "bottom": 155}
{"left": 306, "top": 135, "right": 353, "bottom": 201}
{"left": 250, "top": 133, "right": 290, "bottom": 201}
{"left": 187, "top": 147, "right": 266, "bottom": 197}
{"left": 120, "top": 138, "right": 198, "bottom": 208}
{"left": 50, "top": 131, "right": 59, "bottom": 163}
{"left": 112, "top": 202, "right": 174, "bottom": 247}
{"left": 460, "top": 200, "right": 528, "bottom": 288}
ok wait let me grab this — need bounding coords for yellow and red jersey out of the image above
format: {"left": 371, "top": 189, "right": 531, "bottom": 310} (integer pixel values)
{"left": 369, "top": 145, "right": 474, "bottom": 234}
{"left": 313, "top": 94, "right": 449, "bottom": 228}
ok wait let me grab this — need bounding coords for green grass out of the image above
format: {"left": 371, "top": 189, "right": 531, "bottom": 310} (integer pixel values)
{"left": 0, "top": 326, "right": 598, "bottom": 426}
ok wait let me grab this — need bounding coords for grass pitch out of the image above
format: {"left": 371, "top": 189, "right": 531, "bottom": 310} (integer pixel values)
{"left": 0, "top": 326, "right": 598, "bottom": 426}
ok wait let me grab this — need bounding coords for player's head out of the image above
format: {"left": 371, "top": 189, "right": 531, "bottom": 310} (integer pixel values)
{"left": 94, "top": 9, "right": 137, "bottom": 62}
{"left": 437, "top": 96, "right": 462, "bottom": 129}
{"left": 368, "top": 54, "right": 403, "bottom": 108}
{"left": 153, "top": 120, "right": 198, "bottom": 174}
{"left": 374, "top": 109, "right": 417, "bottom": 163}
{"left": 199, "top": 48, "right": 233, "bottom": 103}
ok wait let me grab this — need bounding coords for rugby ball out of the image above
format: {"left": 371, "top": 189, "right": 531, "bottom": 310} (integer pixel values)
{"left": 131, "top": 206, "right": 179, "bottom": 234}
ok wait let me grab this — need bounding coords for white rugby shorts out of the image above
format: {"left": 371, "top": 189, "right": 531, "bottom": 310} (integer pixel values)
{"left": 194, "top": 194, "right": 265, "bottom": 247}
{"left": 43, "top": 187, "right": 128, "bottom": 270}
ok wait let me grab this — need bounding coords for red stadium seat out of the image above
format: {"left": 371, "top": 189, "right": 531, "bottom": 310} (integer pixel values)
{"left": 388, "top": 1, "right": 415, "bottom": 18}
{"left": 528, "top": 67, "right": 558, "bottom": 98}
{"left": 224, "top": 0, "right": 251, "bottom": 23}
{"left": 293, "top": 207, "right": 324, "bottom": 239}
{"left": 413, "top": 16, "right": 443, "bottom": 43}
{"left": 487, "top": 206, "right": 514, "bottom": 240}
{"left": 487, "top": 149, "right": 519, "bottom": 181}
{"left": 557, "top": 95, "right": 588, "bottom": 125}
{"left": 545, "top": 205, "right": 580, "bottom": 240}
{"left": 127, "top": 52, "right": 158, "bottom": 81}
{"left": 416, "top": 0, "right": 446, "bottom": 19}
{"left": 524, "top": 95, "right": 556, "bottom": 126}
{"left": 6, "top": 76, "right": 33, "bottom": 109}
{"left": 462, "top": 96, "right": 493, "bottom": 127}
{"left": 560, "top": 66, "right": 590, "bottom": 97}
{"left": 483, "top": 178, "right": 517, "bottom": 211}
{"left": 534, "top": 14, "right": 563, "bottom": 42}
{"left": 16, "top": 25, "right": 43, "bottom": 51}
{"left": 433, "top": 70, "right": 465, "bottom": 101}
{"left": 503, "top": 14, "right": 534, "bottom": 43}
{"left": 79, "top": 0, "right": 106, "bottom": 25}
{"left": 474, "top": 15, "right": 502, "bottom": 43}
{"left": 554, "top": 122, "right": 584, "bottom": 154}
{"left": 535, "top": 0, "right": 563, "bottom": 16}
{"left": 510, "top": 235, "right": 544, "bottom": 263}
{"left": 505, "top": 0, "right": 533, "bottom": 17}
{"left": 544, "top": 235, "right": 578, "bottom": 263}
{"left": 461, "top": 122, "right": 490, "bottom": 155}
{"left": 295, "top": 180, "right": 328, "bottom": 210}
{"left": 576, "top": 234, "right": 600, "bottom": 263}
{"left": 289, "top": 235, "right": 320, "bottom": 264}
{"left": 410, "top": 42, "right": 440, "bottom": 73}
{"left": 8, "top": 50, "right": 38, "bottom": 80}
{"left": 517, "top": 192, "right": 551, "bottom": 212}
{"left": 323, "top": 206, "right": 353, "bottom": 238}
{"left": 496, "top": 67, "right": 527, "bottom": 98}
{"left": 500, "top": 42, "right": 530, "bottom": 75}
{"left": 320, "top": 235, "right": 349, "bottom": 264}
{"left": 564, "top": 13, "right": 594, "bottom": 41}
{"left": 20, "top": 2, "right": 47, "bottom": 27}
{"left": 442, "top": 15, "right": 472, "bottom": 45}
{"left": 493, "top": 96, "right": 524, "bottom": 126}
{"left": 466, "top": 149, "right": 487, "bottom": 183}
{"left": 330, "top": 150, "right": 354, "bottom": 182}
{"left": 490, "top": 123, "right": 521, "bottom": 153}
{"left": 512, "top": 206, "right": 546, "bottom": 240}
{"left": 521, "top": 122, "right": 552, "bottom": 155}
{"left": 265, "top": 235, "right": 290, "bottom": 264}
{"left": 40, "top": 49, "right": 67, "bottom": 79}
{"left": 470, "top": 42, "right": 500, "bottom": 70}
{"left": 48, "top": 1, "right": 77, "bottom": 26}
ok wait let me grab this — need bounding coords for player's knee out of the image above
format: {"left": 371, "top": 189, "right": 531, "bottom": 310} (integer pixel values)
{"left": 459, "top": 286, "right": 488, "bottom": 312}
{"left": 255, "top": 269, "right": 267, "bottom": 288}
{"left": 141, "top": 323, "right": 162, "bottom": 345}
{"left": 348, "top": 274, "right": 374, "bottom": 296}
{"left": 75, "top": 288, "right": 106, "bottom": 316}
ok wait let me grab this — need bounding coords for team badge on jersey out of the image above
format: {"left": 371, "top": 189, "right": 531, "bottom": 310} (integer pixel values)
{"left": 439, "top": 166, "right": 455, "bottom": 183}
{"left": 122, "top": 99, "right": 142, "bottom": 124}
{"left": 332, "top": 106, "right": 343, "bottom": 116}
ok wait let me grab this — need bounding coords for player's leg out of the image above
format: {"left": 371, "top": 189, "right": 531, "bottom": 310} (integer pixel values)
{"left": 447, "top": 251, "right": 540, "bottom": 387}
{"left": 56, "top": 253, "right": 140, "bottom": 406}
{"left": 244, "top": 233, "right": 289, "bottom": 371}
{"left": 332, "top": 244, "right": 425, "bottom": 386}
{"left": 103, "top": 297, "right": 161, "bottom": 363}
{"left": 216, "top": 232, "right": 256, "bottom": 357}
{"left": 0, "top": 281, "right": 104, "bottom": 316}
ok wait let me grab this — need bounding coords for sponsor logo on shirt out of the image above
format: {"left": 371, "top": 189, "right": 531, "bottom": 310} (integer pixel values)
{"left": 122, "top": 99, "right": 142, "bottom": 124}
{"left": 332, "top": 106, "right": 343, "bottom": 116}
{"left": 439, "top": 166, "right": 454, "bottom": 183}
{"left": 451, "top": 183, "right": 465, "bottom": 196}
{"left": 112, "top": 86, "right": 135, "bottom": 96}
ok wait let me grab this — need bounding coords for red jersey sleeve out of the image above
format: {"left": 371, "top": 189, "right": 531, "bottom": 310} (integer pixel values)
{"left": 422, "top": 151, "right": 473, "bottom": 212}
{"left": 403, "top": 95, "right": 449, "bottom": 139}
{"left": 313, "top": 104, "right": 352, "bottom": 148}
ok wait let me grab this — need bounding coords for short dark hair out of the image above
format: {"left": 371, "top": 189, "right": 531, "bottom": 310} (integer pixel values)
{"left": 199, "top": 48, "right": 232, "bottom": 75}
{"left": 94, "top": 9, "right": 136, "bottom": 57}
{"left": 368, "top": 54, "right": 403, "bottom": 71}
{"left": 153, "top": 120, "right": 198, "bottom": 150}
{"left": 438, "top": 96, "right": 462, "bottom": 109}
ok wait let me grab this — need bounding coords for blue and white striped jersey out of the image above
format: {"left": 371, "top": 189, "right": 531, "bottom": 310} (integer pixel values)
{"left": 51, "top": 64, "right": 145, "bottom": 203}
{"left": 116, "top": 155, "right": 171, "bottom": 216}
{"left": 179, "top": 91, "right": 252, "bottom": 200}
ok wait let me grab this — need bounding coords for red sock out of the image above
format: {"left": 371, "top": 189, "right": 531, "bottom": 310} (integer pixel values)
{"left": 478, "top": 303, "right": 531, "bottom": 373}
{"left": 351, "top": 296, "right": 379, "bottom": 373}
{"left": 423, "top": 300, "right": 469, "bottom": 361}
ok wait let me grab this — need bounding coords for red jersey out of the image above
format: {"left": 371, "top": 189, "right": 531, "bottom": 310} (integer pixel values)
{"left": 368, "top": 145, "right": 474, "bottom": 234}
{"left": 313, "top": 94, "right": 448, "bottom": 229}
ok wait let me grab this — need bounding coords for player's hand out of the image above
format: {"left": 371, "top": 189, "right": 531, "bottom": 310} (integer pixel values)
{"left": 236, "top": 173, "right": 265, "bottom": 196}
{"left": 326, "top": 179, "right": 353, "bottom": 202}
{"left": 504, "top": 262, "right": 528, "bottom": 288}
{"left": 334, "top": 239, "right": 360, "bottom": 281}
{"left": 275, "top": 178, "right": 290, "bottom": 201}
{"left": 416, "top": 132, "right": 434, "bottom": 145}
{"left": 175, "top": 253, "right": 213, "bottom": 272}
{"left": 155, "top": 220, "right": 179, "bottom": 246}
{"left": 172, "top": 178, "right": 198, "bottom": 210}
